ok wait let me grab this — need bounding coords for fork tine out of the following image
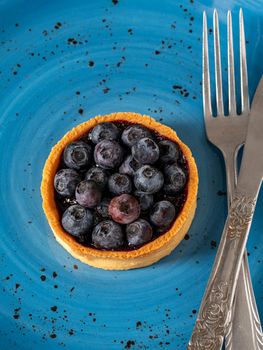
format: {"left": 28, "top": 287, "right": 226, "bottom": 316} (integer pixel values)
{"left": 202, "top": 11, "right": 212, "bottom": 119}
{"left": 227, "top": 11, "right": 236, "bottom": 115}
{"left": 240, "top": 8, "right": 250, "bottom": 113}
{"left": 213, "top": 9, "right": 224, "bottom": 116}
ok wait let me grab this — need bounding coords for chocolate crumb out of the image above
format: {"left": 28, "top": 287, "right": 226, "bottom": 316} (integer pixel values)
{"left": 124, "top": 340, "right": 135, "bottom": 349}
{"left": 136, "top": 321, "right": 142, "bottom": 328}
{"left": 103, "top": 87, "right": 110, "bottom": 94}
{"left": 210, "top": 240, "right": 217, "bottom": 248}
{"left": 217, "top": 190, "right": 226, "bottom": 196}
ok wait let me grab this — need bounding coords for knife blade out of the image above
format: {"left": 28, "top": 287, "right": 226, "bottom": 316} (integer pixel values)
{"left": 188, "top": 76, "right": 263, "bottom": 350}
{"left": 238, "top": 76, "right": 263, "bottom": 195}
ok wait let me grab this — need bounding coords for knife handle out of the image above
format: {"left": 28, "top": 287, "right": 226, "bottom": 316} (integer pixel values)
{"left": 188, "top": 192, "right": 256, "bottom": 350}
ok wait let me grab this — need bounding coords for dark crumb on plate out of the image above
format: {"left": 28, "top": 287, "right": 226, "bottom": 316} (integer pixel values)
{"left": 54, "top": 22, "right": 62, "bottom": 29}
{"left": 136, "top": 321, "right": 142, "bottom": 328}
{"left": 124, "top": 340, "right": 135, "bottom": 349}
{"left": 217, "top": 190, "right": 226, "bottom": 196}
{"left": 67, "top": 38, "right": 78, "bottom": 45}
{"left": 103, "top": 87, "right": 110, "bottom": 93}
{"left": 210, "top": 240, "right": 217, "bottom": 248}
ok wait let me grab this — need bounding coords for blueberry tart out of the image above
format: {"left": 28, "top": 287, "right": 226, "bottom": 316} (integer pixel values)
{"left": 41, "top": 112, "right": 198, "bottom": 270}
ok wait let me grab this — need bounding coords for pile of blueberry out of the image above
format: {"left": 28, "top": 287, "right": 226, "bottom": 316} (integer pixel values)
{"left": 54, "top": 121, "right": 188, "bottom": 250}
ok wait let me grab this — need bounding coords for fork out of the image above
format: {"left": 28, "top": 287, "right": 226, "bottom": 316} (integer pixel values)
{"left": 201, "top": 9, "right": 263, "bottom": 349}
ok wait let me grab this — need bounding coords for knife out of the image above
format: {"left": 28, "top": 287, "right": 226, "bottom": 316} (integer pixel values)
{"left": 188, "top": 76, "right": 263, "bottom": 350}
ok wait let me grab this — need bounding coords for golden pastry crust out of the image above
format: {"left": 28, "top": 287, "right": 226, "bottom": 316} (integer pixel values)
{"left": 41, "top": 112, "right": 198, "bottom": 270}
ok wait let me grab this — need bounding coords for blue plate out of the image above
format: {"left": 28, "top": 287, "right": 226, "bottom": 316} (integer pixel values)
{"left": 0, "top": 0, "right": 262, "bottom": 349}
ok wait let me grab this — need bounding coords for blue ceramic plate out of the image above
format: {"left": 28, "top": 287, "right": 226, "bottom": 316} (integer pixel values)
{"left": 0, "top": 0, "right": 262, "bottom": 349}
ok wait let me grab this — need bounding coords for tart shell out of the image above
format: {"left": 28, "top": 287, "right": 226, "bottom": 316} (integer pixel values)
{"left": 41, "top": 112, "right": 198, "bottom": 270}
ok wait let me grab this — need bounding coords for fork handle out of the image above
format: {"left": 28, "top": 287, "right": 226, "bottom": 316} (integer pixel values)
{"left": 226, "top": 256, "right": 263, "bottom": 350}
{"left": 223, "top": 147, "right": 237, "bottom": 208}
{"left": 223, "top": 149, "right": 263, "bottom": 350}
{"left": 188, "top": 189, "right": 257, "bottom": 350}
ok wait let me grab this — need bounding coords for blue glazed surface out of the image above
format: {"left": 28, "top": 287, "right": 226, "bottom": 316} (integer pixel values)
{"left": 0, "top": 0, "right": 262, "bottom": 349}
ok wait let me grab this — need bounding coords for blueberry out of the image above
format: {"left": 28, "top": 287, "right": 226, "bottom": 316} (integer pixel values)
{"left": 90, "top": 122, "right": 120, "bottom": 144}
{"left": 164, "top": 164, "right": 186, "bottom": 194}
{"left": 94, "top": 140, "right": 123, "bottom": 169}
{"left": 159, "top": 140, "right": 180, "bottom": 163}
{"left": 109, "top": 194, "right": 140, "bottom": 224}
{"left": 63, "top": 141, "right": 92, "bottom": 170}
{"left": 108, "top": 173, "right": 132, "bottom": 195}
{"left": 85, "top": 166, "right": 108, "bottom": 189}
{"left": 134, "top": 165, "right": 164, "bottom": 194}
{"left": 150, "top": 200, "right": 176, "bottom": 227}
{"left": 92, "top": 220, "right": 124, "bottom": 249}
{"left": 121, "top": 124, "right": 152, "bottom": 147}
{"left": 75, "top": 180, "right": 102, "bottom": 208}
{"left": 132, "top": 137, "right": 159, "bottom": 164}
{"left": 54, "top": 169, "right": 81, "bottom": 197}
{"left": 134, "top": 191, "right": 154, "bottom": 211}
{"left": 95, "top": 198, "right": 111, "bottom": 218}
{"left": 119, "top": 155, "right": 141, "bottom": 176}
{"left": 126, "top": 219, "right": 153, "bottom": 247}
{"left": 62, "top": 204, "right": 93, "bottom": 237}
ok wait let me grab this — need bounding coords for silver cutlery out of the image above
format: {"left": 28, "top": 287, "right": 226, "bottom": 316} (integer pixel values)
{"left": 187, "top": 9, "right": 263, "bottom": 350}
{"left": 199, "top": 9, "right": 263, "bottom": 350}
{"left": 188, "top": 74, "right": 263, "bottom": 350}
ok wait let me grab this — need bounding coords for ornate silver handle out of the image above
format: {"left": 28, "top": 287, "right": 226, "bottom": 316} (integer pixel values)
{"left": 223, "top": 148, "right": 263, "bottom": 350}
{"left": 188, "top": 193, "right": 256, "bottom": 350}
{"left": 225, "top": 255, "right": 263, "bottom": 350}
